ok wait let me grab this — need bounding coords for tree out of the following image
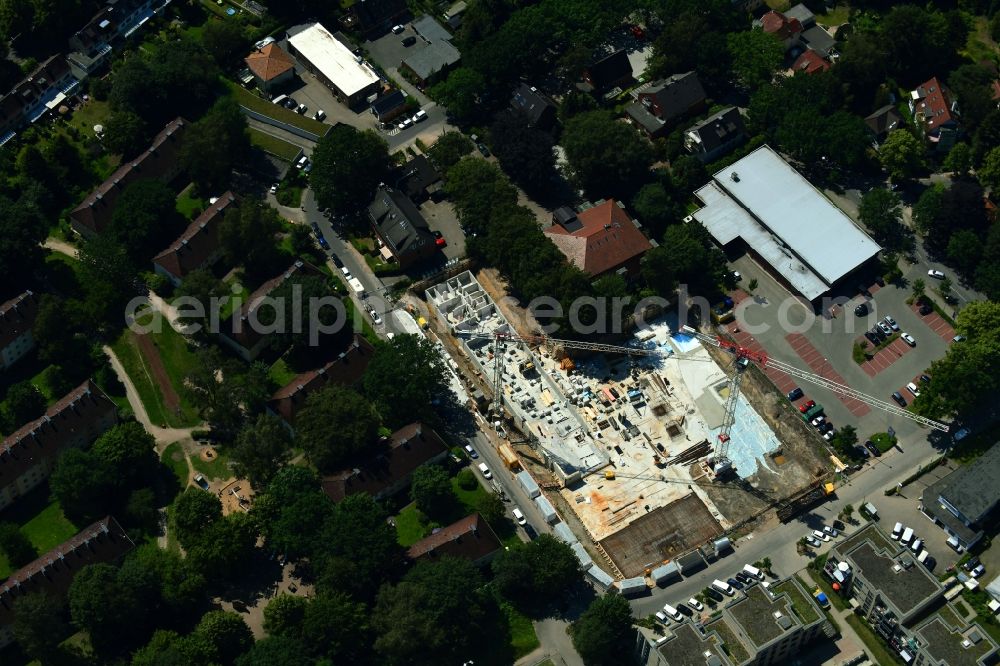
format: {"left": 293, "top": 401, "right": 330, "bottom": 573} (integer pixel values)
{"left": 310, "top": 125, "right": 389, "bottom": 215}
{"left": 263, "top": 593, "right": 307, "bottom": 639}
{"left": 944, "top": 142, "right": 972, "bottom": 177}
{"left": 830, "top": 424, "right": 859, "bottom": 458}
{"left": 427, "top": 131, "right": 474, "bottom": 170}
{"left": 912, "top": 183, "right": 944, "bottom": 235}
{"left": 727, "top": 29, "right": 784, "bottom": 90}
{"left": 492, "top": 535, "right": 581, "bottom": 610}
{"left": 50, "top": 449, "right": 117, "bottom": 523}
{"left": 301, "top": 592, "right": 371, "bottom": 662}
{"left": 363, "top": 335, "right": 451, "bottom": 428}
{"left": 443, "top": 158, "right": 518, "bottom": 236}
{"left": 879, "top": 130, "right": 926, "bottom": 181}
{"left": 409, "top": 464, "right": 455, "bottom": 518}
{"left": 185, "top": 349, "right": 271, "bottom": 441}
{"left": 879, "top": 5, "right": 963, "bottom": 85}
{"left": 202, "top": 19, "right": 247, "bottom": 67}
{"left": 289, "top": 224, "right": 315, "bottom": 259}
{"left": 252, "top": 467, "right": 332, "bottom": 558}
{"left": 194, "top": 610, "right": 253, "bottom": 665}
{"left": 13, "top": 592, "right": 67, "bottom": 662}
{"left": 0, "top": 193, "right": 48, "bottom": 288}
{"left": 186, "top": 512, "right": 258, "bottom": 580}
{"left": 858, "top": 189, "right": 910, "bottom": 251}
{"left": 1, "top": 381, "right": 46, "bottom": 429}
{"left": 296, "top": 386, "right": 379, "bottom": 472}
{"left": 103, "top": 109, "right": 150, "bottom": 158}
{"left": 175, "top": 268, "right": 226, "bottom": 325}
{"left": 314, "top": 493, "right": 403, "bottom": 596}
{"left": 172, "top": 489, "right": 222, "bottom": 550}
{"left": 631, "top": 181, "right": 683, "bottom": 240}
{"left": 109, "top": 179, "right": 183, "bottom": 261}
{"left": 258, "top": 274, "right": 349, "bottom": 359}
{"left": 562, "top": 111, "right": 654, "bottom": 199}
{"left": 842, "top": 504, "right": 855, "bottom": 521}
{"left": 91, "top": 422, "right": 157, "bottom": 486}
{"left": 427, "top": 67, "right": 485, "bottom": 121}
{"left": 978, "top": 145, "right": 1000, "bottom": 193}
{"left": 670, "top": 155, "right": 708, "bottom": 195}
{"left": 77, "top": 234, "right": 140, "bottom": 323}
{"left": 232, "top": 414, "right": 294, "bottom": 490}
{"left": 570, "top": 594, "right": 634, "bottom": 666}
{"left": 912, "top": 277, "right": 926, "bottom": 300}
{"left": 69, "top": 563, "right": 145, "bottom": 652}
{"left": 947, "top": 230, "right": 983, "bottom": 279}
{"left": 489, "top": 110, "right": 556, "bottom": 194}
{"left": 473, "top": 492, "right": 506, "bottom": 525}
{"left": 180, "top": 97, "right": 250, "bottom": 194}
{"left": 236, "top": 635, "right": 312, "bottom": 666}
{"left": 0, "top": 522, "right": 37, "bottom": 567}
{"left": 641, "top": 225, "right": 727, "bottom": 298}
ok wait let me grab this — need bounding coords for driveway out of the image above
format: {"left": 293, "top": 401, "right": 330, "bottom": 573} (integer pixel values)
{"left": 417, "top": 197, "right": 465, "bottom": 260}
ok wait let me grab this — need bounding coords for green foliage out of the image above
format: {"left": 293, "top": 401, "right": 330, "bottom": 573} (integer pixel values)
{"left": 180, "top": 97, "right": 251, "bottom": 194}
{"left": 171, "top": 489, "right": 222, "bottom": 550}
{"left": 858, "top": 188, "right": 911, "bottom": 251}
{"left": 631, "top": 181, "right": 684, "bottom": 240}
{"left": 879, "top": 130, "right": 926, "bottom": 181}
{"left": 571, "top": 594, "right": 634, "bottom": 666}
{"left": 727, "top": 29, "right": 784, "bottom": 90}
{"left": 830, "top": 424, "right": 860, "bottom": 459}
{"left": 492, "top": 534, "right": 582, "bottom": 612}
{"left": 104, "top": 109, "right": 150, "bottom": 158}
{"left": 978, "top": 145, "right": 1000, "bottom": 192}
{"left": 252, "top": 466, "right": 331, "bottom": 558}
{"left": 427, "top": 67, "right": 485, "bottom": 121}
{"left": 0, "top": 191, "right": 48, "bottom": 290}
{"left": 50, "top": 448, "right": 117, "bottom": 523}
{"left": 878, "top": 4, "right": 966, "bottom": 86}
{"left": 194, "top": 610, "right": 253, "bottom": 665}
{"left": 263, "top": 593, "right": 308, "bottom": 639}
{"left": 69, "top": 563, "right": 147, "bottom": 652}
{"left": 236, "top": 635, "right": 312, "bottom": 666}
{"left": 640, "top": 225, "right": 727, "bottom": 299}
{"left": 232, "top": 414, "right": 294, "bottom": 490}
{"left": 310, "top": 125, "right": 390, "bottom": 215}
{"left": 1, "top": 380, "right": 46, "bottom": 431}
{"left": 184, "top": 348, "right": 271, "bottom": 442}
{"left": 0, "top": 522, "right": 37, "bottom": 568}
{"left": 202, "top": 19, "right": 249, "bottom": 67}
{"left": 489, "top": 110, "right": 556, "bottom": 195}
{"left": 109, "top": 178, "right": 184, "bottom": 262}
{"left": 219, "top": 201, "right": 285, "bottom": 285}
{"left": 943, "top": 142, "right": 972, "bottom": 177}
{"left": 296, "top": 386, "right": 380, "bottom": 472}
{"left": 647, "top": 5, "right": 736, "bottom": 94}
{"left": 363, "top": 335, "right": 451, "bottom": 429}
{"left": 443, "top": 157, "right": 518, "bottom": 237}
{"left": 12, "top": 592, "right": 67, "bottom": 662}
{"left": 562, "top": 110, "right": 654, "bottom": 199}
{"left": 426, "top": 131, "right": 474, "bottom": 171}
{"left": 300, "top": 592, "right": 371, "bottom": 662}
{"left": 91, "top": 422, "right": 158, "bottom": 486}
{"left": 409, "top": 464, "right": 455, "bottom": 519}
{"left": 186, "top": 512, "right": 259, "bottom": 580}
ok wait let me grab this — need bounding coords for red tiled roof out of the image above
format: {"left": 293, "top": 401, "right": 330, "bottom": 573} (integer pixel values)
{"left": 761, "top": 11, "right": 802, "bottom": 40}
{"left": 0, "top": 516, "right": 134, "bottom": 626}
{"left": 544, "top": 200, "right": 652, "bottom": 276}
{"left": 0, "top": 291, "right": 39, "bottom": 351}
{"left": 152, "top": 192, "right": 236, "bottom": 281}
{"left": 912, "top": 77, "right": 957, "bottom": 133}
{"left": 792, "top": 49, "right": 831, "bottom": 75}
{"left": 70, "top": 117, "right": 187, "bottom": 236}
{"left": 321, "top": 423, "right": 447, "bottom": 503}
{"left": 407, "top": 513, "right": 502, "bottom": 564}
{"left": 0, "top": 380, "right": 117, "bottom": 493}
{"left": 245, "top": 43, "right": 295, "bottom": 82}
{"left": 269, "top": 335, "right": 375, "bottom": 424}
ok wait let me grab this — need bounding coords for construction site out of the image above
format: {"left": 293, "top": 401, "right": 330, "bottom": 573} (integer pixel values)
{"left": 425, "top": 271, "right": 830, "bottom": 578}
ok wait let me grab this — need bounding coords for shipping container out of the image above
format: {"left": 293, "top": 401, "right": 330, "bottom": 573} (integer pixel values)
{"left": 534, "top": 495, "right": 558, "bottom": 524}
{"left": 516, "top": 470, "right": 541, "bottom": 499}
{"left": 617, "top": 577, "right": 647, "bottom": 597}
{"left": 651, "top": 561, "right": 681, "bottom": 585}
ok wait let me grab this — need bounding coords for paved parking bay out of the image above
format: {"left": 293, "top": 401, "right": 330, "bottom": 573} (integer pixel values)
{"left": 909, "top": 302, "right": 957, "bottom": 342}
{"left": 859, "top": 336, "right": 914, "bottom": 377}
{"left": 785, "top": 332, "right": 871, "bottom": 418}
{"left": 417, "top": 197, "right": 465, "bottom": 260}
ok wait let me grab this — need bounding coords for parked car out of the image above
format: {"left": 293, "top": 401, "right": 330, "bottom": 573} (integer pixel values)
{"left": 799, "top": 400, "right": 816, "bottom": 413}
{"left": 972, "top": 564, "right": 986, "bottom": 578}
{"left": 819, "top": 422, "right": 833, "bottom": 434}
{"left": 906, "top": 382, "right": 921, "bottom": 397}
{"left": 806, "top": 535, "right": 822, "bottom": 548}
{"left": 726, "top": 577, "right": 744, "bottom": 590}
{"left": 194, "top": 474, "right": 209, "bottom": 490}
{"left": 391, "top": 23, "right": 405, "bottom": 33}
{"left": 919, "top": 303, "right": 933, "bottom": 315}
{"left": 787, "top": 387, "right": 804, "bottom": 401}
{"left": 823, "top": 525, "right": 839, "bottom": 537}
{"left": 811, "top": 415, "right": 826, "bottom": 427}
{"left": 963, "top": 557, "right": 980, "bottom": 572}
{"left": 314, "top": 109, "right": 326, "bottom": 121}
{"left": 512, "top": 508, "right": 527, "bottom": 526}
{"left": 891, "top": 391, "right": 907, "bottom": 407}
{"left": 864, "top": 331, "right": 879, "bottom": 346}
{"left": 735, "top": 572, "right": 752, "bottom": 585}
{"left": 464, "top": 444, "right": 478, "bottom": 459}
{"left": 412, "top": 109, "right": 427, "bottom": 123}
{"left": 823, "top": 429, "right": 835, "bottom": 441}
{"left": 919, "top": 374, "right": 931, "bottom": 384}
{"left": 688, "top": 597, "right": 704, "bottom": 611}
{"left": 269, "top": 183, "right": 278, "bottom": 194}
{"left": 812, "top": 529, "right": 830, "bottom": 542}
{"left": 928, "top": 269, "right": 945, "bottom": 279}
{"left": 884, "top": 315, "right": 899, "bottom": 331}
{"left": 900, "top": 332, "right": 916, "bottom": 346}
{"left": 317, "top": 236, "right": 329, "bottom": 250}
{"left": 877, "top": 321, "right": 892, "bottom": 336}
{"left": 476, "top": 142, "right": 491, "bottom": 157}
{"left": 953, "top": 335, "right": 966, "bottom": 342}
{"left": 872, "top": 326, "right": 887, "bottom": 342}
{"left": 854, "top": 303, "right": 868, "bottom": 316}
{"left": 330, "top": 254, "right": 344, "bottom": 269}
{"left": 402, "top": 35, "right": 417, "bottom": 46}
{"left": 856, "top": 444, "right": 870, "bottom": 459}
{"left": 367, "top": 306, "right": 382, "bottom": 325}
{"left": 296, "top": 103, "right": 307, "bottom": 114}
{"left": 865, "top": 440, "right": 881, "bottom": 457}
{"left": 398, "top": 117, "right": 413, "bottom": 130}
{"left": 284, "top": 98, "right": 298, "bottom": 109}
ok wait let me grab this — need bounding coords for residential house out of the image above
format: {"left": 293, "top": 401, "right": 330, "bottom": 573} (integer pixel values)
{"left": 407, "top": 513, "right": 502, "bottom": 566}
{"left": 70, "top": 117, "right": 188, "bottom": 237}
{"left": 510, "top": 83, "right": 557, "bottom": 131}
{"left": 0, "top": 55, "right": 79, "bottom": 144}
{"left": 370, "top": 89, "right": 408, "bottom": 124}
{"left": 0, "top": 380, "right": 117, "bottom": 513}
{"left": 920, "top": 442, "right": 1000, "bottom": 550}
{"left": 67, "top": 0, "right": 174, "bottom": 80}
{"left": 395, "top": 155, "right": 442, "bottom": 203}
{"left": 368, "top": 186, "right": 438, "bottom": 268}
{"left": 759, "top": 4, "right": 837, "bottom": 59}
{"left": 635, "top": 577, "right": 829, "bottom": 666}
{"left": 580, "top": 49, "right": 633, "bottom": 95}
{"left": 0, "top": 291, "right": 39, "bottom": 371}
{"left": 152, "top": 192, "right": 236, "bottom": 286}
{"left": 760, "top": 10, "right": 803, "bottom": 50}
{"left": 825, "top": 523, "right": 999, "bottom": 664}
{"left": 0, "top": 517, "right": 134, "bottom": 649}
{"left": 792, "top": 49, "right": 831, "bottom": 75}
{"left": 684, "top": 107, "right": 746, "bottom": 163}
{"left": 910, "top": 77, "right": 960, "bottom": 152}
{"left": 626, "top": 72, "right": 707, "bottom": 139}
{"left": 343, "top": 0, "right": 408, "bottom": 37}
{"left": 865, "top": 104, "right": 904, "bottom": 143}
{"left": 268, "top": 334, "right": 375, "bottom": 427}
{"left": 219, "top": 260, "right": 327, "bottom": 361}
{"left": 400, "top": 16, "right": 461, "bottom": 87}
{"left": 544, "top": 200, "right": 653, "bottom": 278}
{"left": 244, "top": 43, "right": 296, "bottom": 93}
{"left": 321, "top": 423, "right": 448, "bottom": 503}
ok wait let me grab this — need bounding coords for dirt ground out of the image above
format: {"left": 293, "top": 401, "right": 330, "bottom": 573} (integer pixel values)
{"left": 134, "top": 332, "right": 181, "bottom": 412}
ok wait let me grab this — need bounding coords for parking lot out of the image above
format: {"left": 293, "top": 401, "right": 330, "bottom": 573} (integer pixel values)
{"left": 417, "top": 196, "right": 465, "bottom": 260}
{"left": 274, "top": 55, "right": 381, "bottom": 132}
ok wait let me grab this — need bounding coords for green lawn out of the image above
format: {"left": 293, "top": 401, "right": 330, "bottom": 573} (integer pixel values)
{"left": 870, "top": 432, "right": 897, "bottom": 453}
{"left": 66, "top": 98, "right": 111, "bottom": 141}
{"left": 249, "top": 127, "right": 301, "bottom": 161}
{"left": 225, "top": 80, "right": 328, "bottom": 136}
{"left": 43, "top": 251, "right": 85, "bottom": 298}
{"left": 0, "top": 493, "right": 78, "bottom": 579}
{"left": 268, "top": 357, "right": 299, "bottom": 387}
{"left": 176, "top": 185, "right": 207, "bottom": 220}
{"left": 161, "top": 442, "right": 190, "bottom": 489}
{"left": 963, "top": 16, "right": 997, "bottom": 66}
{"left": 190, "top": 446, "right": 234, "bottom": 482}
{"left": 816, "top": 4, "right": 850, "bottom": 26}
{"left": 502, "top": 602, "right": 540, "bottom": 660}
{"left": 779, "top": 578, "right": 821, "bottom": 624}
{"left": 846, "top": 615, "right": 904, "bottom": 665}
{"left": 395, "top": 502, "right": 435, "bottom": 546}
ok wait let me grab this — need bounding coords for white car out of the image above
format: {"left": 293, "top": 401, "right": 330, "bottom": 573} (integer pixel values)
{"left": 823, "top": 525, "right": 839, "bottom": 537}
{"left": 883, "top": 315, "right": 899, "bottom": 331}
{"left": 269, "top": 183, "right": 278, "bottom": 195}
{"left": 398, "top": 117, "right": 413, "bottom": 130}
{"left": 906, "top": 382, "right": 921, "bottom": 397}
{"left": 391, "top": 24, "right": 405, "bottom": 33}
{"left": 512, "top": 508, "right": 527, "bottom": 526}
{"left": 813, "top": 529, "right": 830, "bottom": 542}
{"left": 928, "top": 269, "right": 945, "bottom": 279}
{"left": 901, "top": 332, "right": 916, "bottom": 347}
{"left": 340, "top": 265, "right": 352, "bottom": 277}
{"left": 823, "top": 430, "right": 835, "bottom": 441}
{"left": 811, "top": 415, "right": 826, "bottom": 427}
{"left": 688, "top": 597, "right": 704, "bottom": 612}
{"left": 412, "top": 109, "right": 427, "bottom": 123}
{"left": 367, "top": 306, "right": 382, "bottom": 325}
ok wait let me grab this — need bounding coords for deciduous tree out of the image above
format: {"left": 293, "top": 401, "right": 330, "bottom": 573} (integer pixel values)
{"left": 489, "top": 110, "right": 556, "bottom": 195}
{"left": 310, "top": 125, "right": 389, "bottom": 215}
{"left": 0, "top": 522, "right": 37, "bottom": 567}
{"left": 879, "top": 130, "right": 926, "bottom": 181}
{"left": 194, "top": 610, "right": 253, "bottom": 666}
{"left": 363, "top": 335, "right": 450, "bottom": 428}
{"left": 727, "top": 29, "right": 784, "bottom": 90}
{"left": 858, "top": 188, "right": 911, "bottom": 251}
{"left": 562, "top": 111, "right": 654, "bottom": 199}
{"left": 172, "top": 489, "right": 222, "bottom": 550}
{"left": 571, "top": 594, "right": 634, "bottom": 666}
{"left": 13, "top": 592, "right": 66, "bottom": 663}
{"left": 296, "top": 386, "right": 379, "bottom": 472}
{"left": 232, "top": 414, "right": 294, "bottom": 490}
{"left": 409, "top": 464, "right": 455, "bottom": 518}
{"left": 427, "top": 67, "right": 485, "bottom": 121}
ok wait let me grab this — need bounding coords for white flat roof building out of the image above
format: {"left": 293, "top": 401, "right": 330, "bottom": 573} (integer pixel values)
{"left": 287, "top": 22, "right": 380, "bottom": 104}
{"left": 692, "top": 145, "right": 881, "bottom": 301}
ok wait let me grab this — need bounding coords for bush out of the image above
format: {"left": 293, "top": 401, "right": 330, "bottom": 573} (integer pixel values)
{"left": 852, "top": 342, "right": 869, "bottom": 365}
{"left": 456, "top": 468, "right": 477, "bottom": 491}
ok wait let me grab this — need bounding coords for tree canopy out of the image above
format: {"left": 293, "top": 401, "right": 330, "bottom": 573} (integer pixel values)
{"left": 363, "top": 335, "right": 451, "bottom": 428}
{"left": 561, "top": 110, "right": 654, "bottom": 199}
{"left": 488, "top": 110, "right": 556, "bottom": 195}
{"left": 310, "top": 125, "right": 390, "bottom": 215}
{"left": 727, "top": 29, "right": 784, "bottom": 90}
{"left": 571, "top": 594, "right": 634, "bottom": 666}
{"left": 296, "top": 386, "right": 380, "bottom": 472}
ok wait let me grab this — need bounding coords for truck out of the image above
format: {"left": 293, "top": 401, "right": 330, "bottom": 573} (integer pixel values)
{"left": 802, "top": 404, "right": 824, "bottom": 421}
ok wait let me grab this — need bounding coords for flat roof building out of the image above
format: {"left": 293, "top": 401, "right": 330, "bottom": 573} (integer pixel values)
{"left": 692, "top": 145, "right": 881, "bottom": 302}
{"left": 286, "top": 22, "right": 381, "bottom": 108}
{"left": 921, "top": 444, "right": 1000, "bottom": 550}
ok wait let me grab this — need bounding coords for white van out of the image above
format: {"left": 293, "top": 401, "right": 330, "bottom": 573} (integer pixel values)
{"left": 296, "top": 155, "right": 309, "bottom": 169}
{"left": 892, "top": 522, "right": 903, "bottom": 539}
{"left": 662, "top": 604, "right": 683, "bottom": 621}
{"left": 917, "top": 549, "right": 930, "bottom": 564}
{"left": 272, "top": 94, "right": 288, "bottom": 106}
{"left": 947, "top": 535, "right": 965, "bottom": 552}
{"left": 901, "top": 527, "right": 914, "bottom": 545}
{"left": 477, "top": 462, "right": 492, "bottom": 479}
{"left": 314, "top": 109, "right": 326, "bottom": 121}
{"left": 743, "top": 564, "right": 764, "bottom": 580}
{"left": 910, "top": 538, "right": 923, "bottom": 554}
{"left": 813, "top": 529, "right": 830, "bottom": 542}
{"left": 712, "top": 579, "right": 735, "bottom": 596}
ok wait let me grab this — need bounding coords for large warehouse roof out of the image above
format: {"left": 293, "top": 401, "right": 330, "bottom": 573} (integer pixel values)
{"left": 287, "top": 22, "right": 379, "bottom": 97}
{"left": 692, "top": 145, "right": 881, "bottom": 301}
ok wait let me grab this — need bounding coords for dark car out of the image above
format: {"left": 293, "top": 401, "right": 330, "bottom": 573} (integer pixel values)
{"left": 476, "top": 142, "right": 491, "bottom": 157}
{"left": 963, "top": 557, "right": 981, "bottom": 572}
{"left": 727, "top": 577, "right": 744, "bottom": 590}
{"left": 920, "top": 374, "right": 931, "bottom": 384}
{"left": 330, "top": 254, "right": 344, "bottom": 268}
{"left": 865, "top": 440, "right": 881, "bottom": 457}
{"left": 864, "top": 331, "right": 879, "bottom": 346}
{"left": 819, "top": 422, "right": 833, "bottom": 434}
{"left": 855, "top": 445, "right": 870, "bottom": 459}
{"left": 787, "top": 387, "right": 804, "bottom": 401}
{"left": 318, "top": 236, "right": 329, "bottom": 249}
{"left": 676, "top": 603, "right": 694, "bottom": 616}
{"left": 891, "top": 391, "right": 907, "bottom": 407}
{"left": 919, "top": 303, "right": 933, "bottom": 315}
{"left": 872, "top": 326, "right": 887, "bottom": 342}
{"left": 402, "top": 35, "right": 417, "bottom": 46}
{"left": 854, "top": 303, "right": 868, "bottom": 316}
{"left": 706, "top": 588, "right": 724, "bottom": 601}
{"left": 284, "top": 98, "right": 298, "bottom": 109}
{"left": 735, "top": 572, "right": 752, "bottom": 585}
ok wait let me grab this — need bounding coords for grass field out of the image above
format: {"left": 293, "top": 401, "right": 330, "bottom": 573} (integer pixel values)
{"left": 249, "top": 127, "right": 301, "bottom": 161}
{"left": 161, "top": 442, "right": 191, "bottom": 489}
{"left": 0, "top": 492, "right": 78, "bottom": 579}
{"left": 225, "top": 80, "right": 328, "bottom": 136}
{"left": 395, "top": 501, "right": 432, "bottom": 546}
{"left": 816, "top": 4, "right": 850, "bottom": 26}
{"left": 963, "top": 16, "right": 998, "bottom": 66}
{"left": 502, "top": 602, "right": 540, "bottom": 660}
{"left": 268, "top": 357, "right": 299, "bottom": 387}
{"left": 176, "top": 185, "right": 207, "bottom": 220}
{"left": 190, "top": 446, "right": 234, "bottom": 481}
{"left": 846, "top": 615, "right": 903, "bottom": 665}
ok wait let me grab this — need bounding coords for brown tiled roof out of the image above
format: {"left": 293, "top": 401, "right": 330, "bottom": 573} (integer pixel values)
{"left": 0, "top": 291, "right": 39, "bottom": 351}
{"left": 0, "top": 380, "right": 117, "bottom": 492}
{"left": 761, "top": 11, "right": 802, "bottom": 40}
{"left": 913, "top": 77, "right": 958, "bottom": 133}
{"left": 245, "top": 43, "right": 295, "bottom": 81}
{"left": 269, "top": 335, "right": 375, "bottom": 424}
{"left": 321, "top": 423, "right": 447, "bottom": 502}
{"left": 407, "top": 513, "right": 501, "bottom": 564}
{"left": 0, "top": 516, "right": 134, "bottom": 626}
{"left": 544, "top": 200, "right": 652, "bottom": 276}
{"left": 70, "top": 117, "right": 187, "bottom": 235}
{"left": 152, "top": 192, "right": 236, "bottom": 281}
{"left": 792, "top": 49, "right": 830, "bottom": 75}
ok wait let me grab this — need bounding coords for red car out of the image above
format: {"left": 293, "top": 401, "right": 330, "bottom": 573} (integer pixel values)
{"left": 434, "top": 230, "right": 446, "bottom": 248}
{"left": 799, "top": 400, "right": 816, "bottom": 413}
{"left": 630, "top": 25, "right": 645, "bottom": 39}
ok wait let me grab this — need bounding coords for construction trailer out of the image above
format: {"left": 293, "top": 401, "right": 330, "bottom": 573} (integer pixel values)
{"left": 517, "top": 470, "right": 541, "bottom": 498}
{"left": 534, "top": 495, "right": 558, "bottom": 524}
{"left": 617, "top": 577, "right": 648, "bottom": 597}
{"left": 651, "top": 561, "right": 681, "bottom": 586}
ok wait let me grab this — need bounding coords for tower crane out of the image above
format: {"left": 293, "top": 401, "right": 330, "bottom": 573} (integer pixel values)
{"left": 462, "top": 326, "right": 950, "bottom": 480}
